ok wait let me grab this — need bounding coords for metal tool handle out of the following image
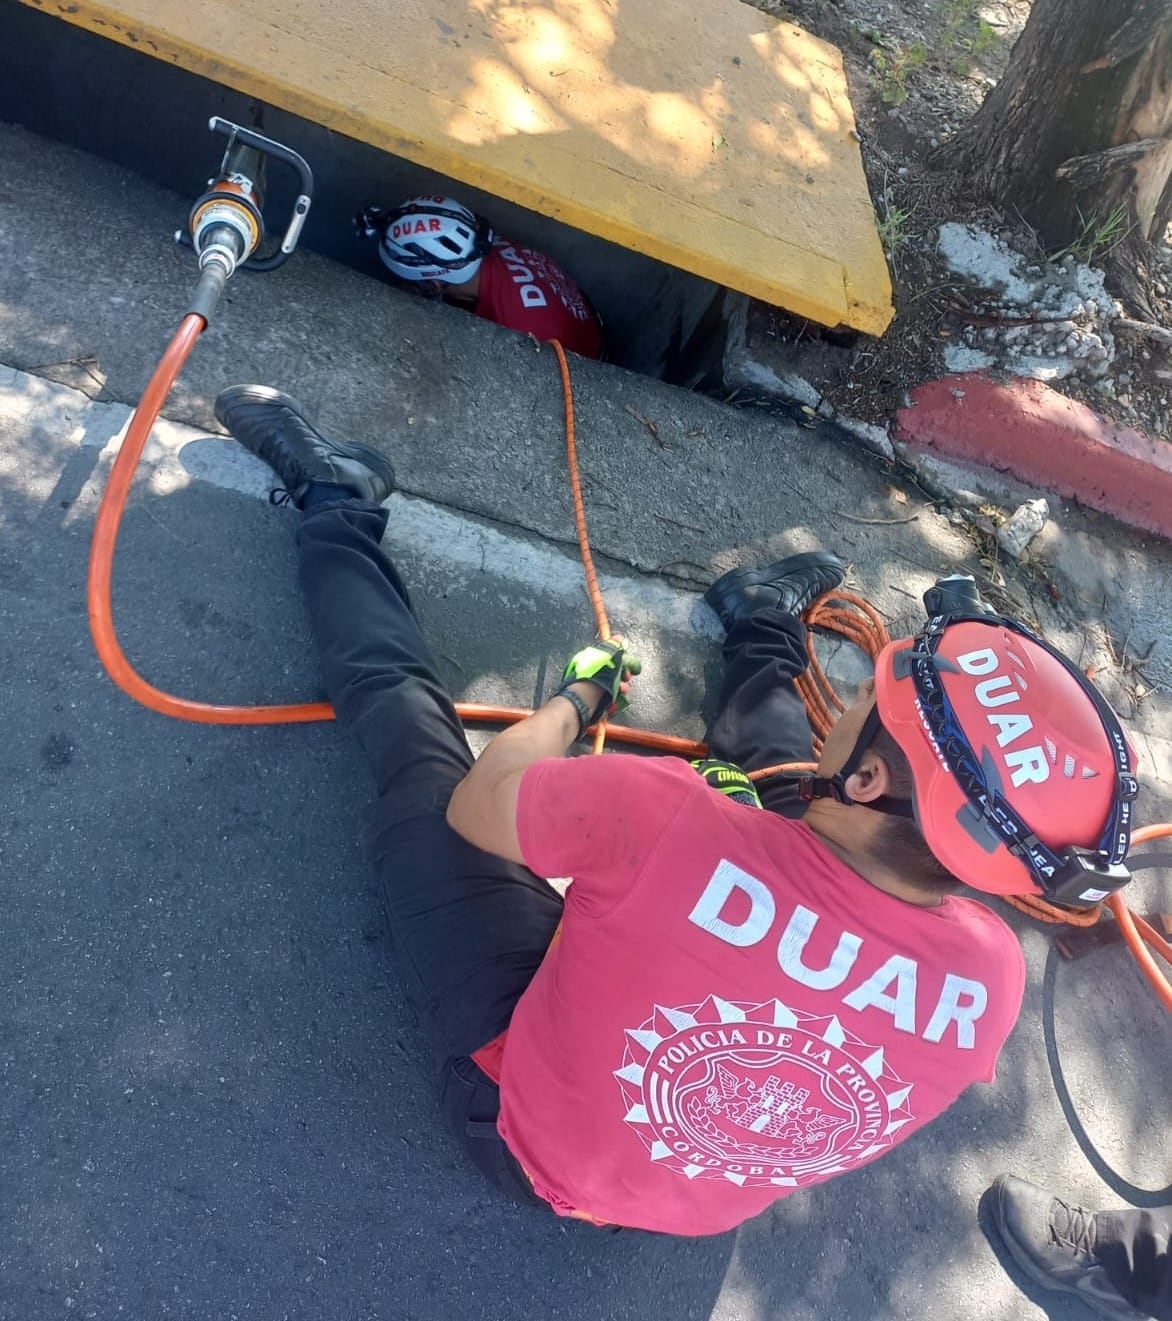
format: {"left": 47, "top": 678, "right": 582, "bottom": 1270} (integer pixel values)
{"left": 208, "top": 117, "right": 314, "bottom": 271}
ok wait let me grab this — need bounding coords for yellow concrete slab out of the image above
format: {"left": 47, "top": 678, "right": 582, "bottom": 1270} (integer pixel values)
{"left": 21, "top": 0, "right": 894, "bottom": 333}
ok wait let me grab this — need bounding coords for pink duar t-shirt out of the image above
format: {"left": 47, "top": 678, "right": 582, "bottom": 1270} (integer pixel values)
{"left": 474, "top": 242, "right": 603, "bottom": 359}
{"left": 498, "top": 755, "right": 1025, "bottom": 1236}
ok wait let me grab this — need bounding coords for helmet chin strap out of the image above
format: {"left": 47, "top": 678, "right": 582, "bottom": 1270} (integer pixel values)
{"left": 794, "top": 706, "right": 918, "bottom": 821}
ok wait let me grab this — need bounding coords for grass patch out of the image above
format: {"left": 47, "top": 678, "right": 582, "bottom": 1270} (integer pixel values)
{"left": 869, "top": 41, "right": 927, "bottom": 106}
{"left": 1053, "top": 202, "right": 1133, "bottom": 267}
{"left": 940, "top": 0, "right": 1001, "bottom": 74}
{"left": 876, "top": 188, "right": 917, "bottom": 271}
{"left": 864, "top": 1, "right": 1002, "bottom": 104}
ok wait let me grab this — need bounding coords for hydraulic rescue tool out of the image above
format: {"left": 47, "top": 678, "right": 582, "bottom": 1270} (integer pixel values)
{"left": 176, "top": 117, "right": 314, "bottom": 316}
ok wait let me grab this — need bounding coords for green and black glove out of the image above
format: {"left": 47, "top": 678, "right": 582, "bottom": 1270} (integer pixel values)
{"left": 691, "top": 758, "right": 763, "bottom": 809}
{"left": 554, "top": 638, "right": 642, "bottom": 737}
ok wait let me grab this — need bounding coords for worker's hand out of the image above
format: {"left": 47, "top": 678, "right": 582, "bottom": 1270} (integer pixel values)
{"left": 354, "top": 205, "right": 388, "bottom": 239}
{"left": 690, "top": 758, "right": 763, "bottom": 809}
{"left": 557, "top": 638, "right": 641, "bottom": 724}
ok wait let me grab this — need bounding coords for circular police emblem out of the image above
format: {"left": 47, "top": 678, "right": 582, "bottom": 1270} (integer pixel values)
{"left": 614, "top": 996, "right": 915, "bottom": 1188}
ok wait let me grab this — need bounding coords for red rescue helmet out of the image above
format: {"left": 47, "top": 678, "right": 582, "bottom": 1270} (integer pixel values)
{"left": 871, "top": 612, "right": 1138, "bottom": 902}
{"left": 799, "top": 577, "right": 1139, "bottom": 905}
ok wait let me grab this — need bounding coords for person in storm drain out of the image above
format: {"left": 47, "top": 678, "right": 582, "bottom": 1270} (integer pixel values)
{"left": 355, "top": 194, "right": 603, "bottom": 360}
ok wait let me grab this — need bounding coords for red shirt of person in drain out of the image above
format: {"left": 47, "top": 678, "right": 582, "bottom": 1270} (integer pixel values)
{"left": 355, "top": 194, "right": 604, "bottom": 359}
{"left": 473, "top": 241, "right": 603, "bottom": 359}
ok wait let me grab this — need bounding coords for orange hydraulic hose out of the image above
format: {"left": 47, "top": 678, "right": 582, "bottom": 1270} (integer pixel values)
{"left": 84, "top": 320, "right": 694, "bottom": 751}
{"left": 550, "top": 342, "right": 609, "bottom": 645}
{"left": 1109, "top": 824, "right": 1172, "bottom": 1010}
{"left": 88, "top": 313, "right": 334, "bottom": 725}
{"left": 549, "top": 340, "right": 611, "bottom": 757}
{"left": 1001, "top": 893, "right": 1102, "bottom": 927}
{"left": 454, "top": 704, "right": 702, "bottom": 757}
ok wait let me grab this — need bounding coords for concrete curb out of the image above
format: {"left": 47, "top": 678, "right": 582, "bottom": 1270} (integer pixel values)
{"left": 895, "top": 372, "right": 1172, "bottom": 540}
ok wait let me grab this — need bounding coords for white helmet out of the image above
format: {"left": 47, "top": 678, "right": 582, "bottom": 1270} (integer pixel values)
{"left": 375, "top": 196, "right": 493, "bottom": 285}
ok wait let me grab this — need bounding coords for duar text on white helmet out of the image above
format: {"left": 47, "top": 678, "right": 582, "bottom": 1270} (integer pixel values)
{"left": 377, "top": 195, "right": 494, "bottom": 285}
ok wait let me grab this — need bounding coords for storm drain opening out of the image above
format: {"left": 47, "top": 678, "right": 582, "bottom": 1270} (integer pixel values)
{"left": 0, "top": 0, "right": 866, "bottom": 436}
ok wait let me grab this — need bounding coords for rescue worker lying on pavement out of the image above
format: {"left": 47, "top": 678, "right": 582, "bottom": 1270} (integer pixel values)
{"left": 354, "top": 194, "right": 604, "bottom": 360}
{"left": 214, "top": 380, "right": 1140, "bottom": 1235}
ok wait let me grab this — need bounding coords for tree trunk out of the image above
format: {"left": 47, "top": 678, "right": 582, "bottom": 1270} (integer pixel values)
{"left": 946, "top": 0, "right": 1172, "bottom": 318}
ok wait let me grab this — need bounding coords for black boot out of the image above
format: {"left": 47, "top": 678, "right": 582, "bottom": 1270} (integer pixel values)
{"left": 703, "top": 551, "right": 845, "bottom": 633}
{"left": 988, "top": 1175, "right": 1149, "bottom": 1320}
{"left": 214, "top": 385, "right": 396, "bottom": 509}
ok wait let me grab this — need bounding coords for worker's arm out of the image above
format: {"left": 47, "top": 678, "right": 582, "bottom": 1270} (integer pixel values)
{"left": 446, "top": 681, "right": 602, "bottom": 864}
{"left": 447, "top": 640, "right": 639, "bottom": 864}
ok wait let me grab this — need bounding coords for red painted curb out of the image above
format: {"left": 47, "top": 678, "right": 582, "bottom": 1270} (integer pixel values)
{"left": 895, "top": 373, "right": 1172, "bottom": 540}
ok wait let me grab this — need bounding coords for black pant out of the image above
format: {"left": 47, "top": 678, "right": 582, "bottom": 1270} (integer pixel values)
{"left": 706, "top": 607, "right": 817, "bottom": 818}
{"left": 1096, "top": 1205, "right": 1172, "bottom": 1319}
{"left": 296, "top": 501, "right": 815, "bottom": 1203}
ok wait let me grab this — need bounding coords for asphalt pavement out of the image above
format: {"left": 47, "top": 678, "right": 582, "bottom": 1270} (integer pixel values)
{"left": 0, "top": 122, "right": 1169, "bottom": 1321}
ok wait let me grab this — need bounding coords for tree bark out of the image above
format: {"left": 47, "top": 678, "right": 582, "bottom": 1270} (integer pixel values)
{"left": 945, "top": 0, "right": 1172, "bottom": 317}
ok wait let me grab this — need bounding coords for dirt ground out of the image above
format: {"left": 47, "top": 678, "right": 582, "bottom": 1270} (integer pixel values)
{"left": 742, "top": 0, "right": 1172, "bottom": 440}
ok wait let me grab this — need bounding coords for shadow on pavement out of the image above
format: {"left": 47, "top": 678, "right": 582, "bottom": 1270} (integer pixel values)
{"left": 1042, "top": 942, "right": 1172, "bottom": 1208}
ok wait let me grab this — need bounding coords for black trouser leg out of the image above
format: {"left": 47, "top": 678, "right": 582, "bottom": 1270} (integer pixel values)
{"left": 1095, "top": 1205, "right": 1172, "bottom": 1319}
{"left": 295, "top": 500, "right": 559, "bottom": 1206}
{"left": 706, "top": 608, "right": 816, "bottom": 819}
